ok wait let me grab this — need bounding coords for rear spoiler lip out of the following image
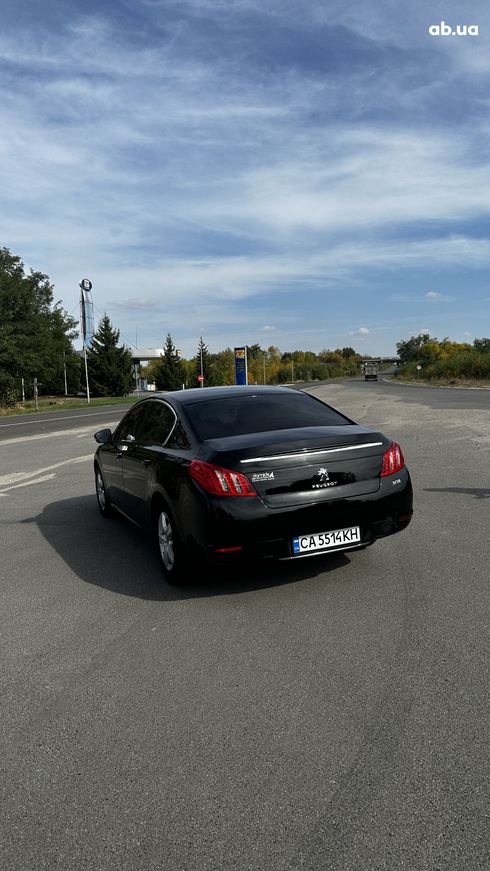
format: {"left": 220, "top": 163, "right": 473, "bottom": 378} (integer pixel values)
{"left": 239, "top": 441, "right": 385, "bottom": 464}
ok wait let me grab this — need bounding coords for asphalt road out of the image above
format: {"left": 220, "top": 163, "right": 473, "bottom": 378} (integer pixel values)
{"left": 0, "top": 402, "right": 134, "bottom": 441}
{"left": 1, "top": 382, "right": 489, "bottom": 871}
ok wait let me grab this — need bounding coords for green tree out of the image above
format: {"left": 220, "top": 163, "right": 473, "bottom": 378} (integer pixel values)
{"left": 0, "top": 371, "right": 18, "bottom": 407}
{"left": 246, "top": 344, "right": 267, "bottom": 384}
{"left": 396, "top": 333, "right": 433, "bottom": 365}
{"left": 318, "top": 349, "right": 343, "bottom": 368}
{"left": 208, "top": 348, "right": 234, "bottom": 385}
{"left": 180, "top": 357, "right": 196, "bottom": 388}
{"left": 42, "top": 305, "right": 80, "bottom": 394}
{"left": 339, "top": 346, "right": 356, "bottom": 359}
{"left": 474, "top": 337, "right": 490, "bottom": 353}
{"left": 0, "top": 246, "right": 78, "bottom": 393}
{"left": 194, "top": 336, "right": 213, "bottom": 387}
{"left": 394, "top": 333, "right": 490, "bottom": 381}
{"left": 154, "top": 334, "right": 185, "bottom": 391}
{"left": 87, "top": 315, "right": 134, "bottom": 397}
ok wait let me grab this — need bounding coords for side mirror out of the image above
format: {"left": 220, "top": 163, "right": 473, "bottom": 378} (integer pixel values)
{"left": 94, "top": 428, "right": 113, "bottom": 444}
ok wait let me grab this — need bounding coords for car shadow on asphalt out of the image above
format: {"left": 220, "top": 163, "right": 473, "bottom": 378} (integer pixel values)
{"left": 423, "top": 487, "right": 490, "bottom": 499}
{"left": 24, "top": 494, "right": 352, "bottom": 601}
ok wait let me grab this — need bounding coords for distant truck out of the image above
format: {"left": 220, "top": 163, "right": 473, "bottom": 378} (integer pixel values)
{"left": 364, "top": 361, "right": 378, "bottom": 381}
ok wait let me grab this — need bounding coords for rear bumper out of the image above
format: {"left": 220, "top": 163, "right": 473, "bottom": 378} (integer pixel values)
{"left": 179, "top": 470, "right": 413, "bottom": 566}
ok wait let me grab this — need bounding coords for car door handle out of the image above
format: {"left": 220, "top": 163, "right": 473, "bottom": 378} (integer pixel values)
{"left": 141, "top": 458, "right": 151, "bottom": 467}
{"left": 116, "top": 452, "right": 123, "bottom": 460}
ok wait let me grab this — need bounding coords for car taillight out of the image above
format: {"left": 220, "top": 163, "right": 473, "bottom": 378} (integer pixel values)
{"left": 380, "top": 442, "right": 405, "bottom": 477}
{"left": 188, "top": 460, "right": 257, "bottom": 496}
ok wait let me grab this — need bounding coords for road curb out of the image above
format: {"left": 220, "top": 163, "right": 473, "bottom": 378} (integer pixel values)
{"left": 382, "top": 377, "right": 490, "bottom": 391}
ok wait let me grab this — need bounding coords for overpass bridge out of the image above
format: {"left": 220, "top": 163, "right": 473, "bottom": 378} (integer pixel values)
{"left": 359, "top": 357, "right": 399, "bottom": 366}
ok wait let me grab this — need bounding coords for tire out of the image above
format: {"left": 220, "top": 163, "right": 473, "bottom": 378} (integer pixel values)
{"left": 154, "top": 502, "right": 189, "bottom": 586}
{"left": 95, "top": 466, "right": 113, "bottom": 518}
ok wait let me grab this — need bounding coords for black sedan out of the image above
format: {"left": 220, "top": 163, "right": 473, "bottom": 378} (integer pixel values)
{"left": 94, "top": 386, "right": 412, "bottom": 584}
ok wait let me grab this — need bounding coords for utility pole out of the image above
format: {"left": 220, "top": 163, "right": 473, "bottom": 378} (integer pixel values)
{"left": 21, "top": 377, "right": 25, "bottom": 403}
{"left": 63, "top": 351, "right": 68, "bottom": 396}
{"left": 263, "top": 353, "right": 266, "bottom": 384}
{"left": 200, "top": 343, "right": 204, "bottom": 387}
{"left": 33, "top": 377, "right": 39, "bottom": 412}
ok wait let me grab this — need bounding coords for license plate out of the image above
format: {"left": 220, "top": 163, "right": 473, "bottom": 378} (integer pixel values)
{"left": 292, "top": 526, "right": 361, "bottom": 554}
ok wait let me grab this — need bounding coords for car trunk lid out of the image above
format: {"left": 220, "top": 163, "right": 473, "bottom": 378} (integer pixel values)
{"left": 200, "top": 425, "right": 390, "bottom": 507}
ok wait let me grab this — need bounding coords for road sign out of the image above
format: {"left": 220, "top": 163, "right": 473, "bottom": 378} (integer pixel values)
{"left": 197, "top": 374, "right": 204, "bottom": 382}
{"left": 80, "top": 278, "right": 92, "bottom": 291}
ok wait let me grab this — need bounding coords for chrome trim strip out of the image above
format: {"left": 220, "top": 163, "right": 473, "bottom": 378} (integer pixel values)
{"left": 160, "top": 401, "right": 178, "bottom": 447}
{"left": 240, "top": 442, "right": 383, "bottom": 464}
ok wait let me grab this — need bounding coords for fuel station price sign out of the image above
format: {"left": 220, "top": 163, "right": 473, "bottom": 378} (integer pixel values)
{"left": 234, "top": 347, "right": 248, "bottom": 385}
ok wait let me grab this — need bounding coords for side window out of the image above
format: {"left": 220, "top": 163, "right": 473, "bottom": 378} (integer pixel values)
{"left": 139, "top": 401, "right": 176, "bottom": 445}
{"left": 166, "top": 419, "right": 191, "bottom": 450}
{"left": 116, "top": 403, "right": 151, "bottom": 442}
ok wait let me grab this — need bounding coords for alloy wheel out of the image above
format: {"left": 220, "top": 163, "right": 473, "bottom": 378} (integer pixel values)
{"left": 157, "top": 511, "right": 175, "bottom": 572}
{"left": 96, "top": 471, "right": 106, "bottom": 511}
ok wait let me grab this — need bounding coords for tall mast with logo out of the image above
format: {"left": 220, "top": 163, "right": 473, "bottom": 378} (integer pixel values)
{"left": 80, "top": 278, "right": 94, "bottom": 404}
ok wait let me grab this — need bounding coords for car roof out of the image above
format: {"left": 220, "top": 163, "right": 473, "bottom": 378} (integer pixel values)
{"left": 148, "top": 385, "right": 299, "bottom": 406}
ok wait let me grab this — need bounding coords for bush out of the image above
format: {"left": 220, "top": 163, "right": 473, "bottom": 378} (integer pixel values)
{"left": 0, "top": 371, "right": 18, "bottom": 407}
{"left": 397, "top": 347, "right": 490, "bottom": 381}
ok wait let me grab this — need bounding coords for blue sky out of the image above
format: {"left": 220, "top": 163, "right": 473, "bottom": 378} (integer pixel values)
{"left": 1, "top": 0, "right": 489, "bottom": 356}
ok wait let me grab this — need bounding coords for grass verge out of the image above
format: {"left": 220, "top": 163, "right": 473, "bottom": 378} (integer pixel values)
{"left": 389, "top": 376, "right": 490, "bottom": 389}
{"left": 0, "top": 395, "right": 139, "bottom": 416}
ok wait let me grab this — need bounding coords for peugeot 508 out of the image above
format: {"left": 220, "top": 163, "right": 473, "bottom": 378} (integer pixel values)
{"left": 94, "top": 386, "right": 413, "bottom": 585}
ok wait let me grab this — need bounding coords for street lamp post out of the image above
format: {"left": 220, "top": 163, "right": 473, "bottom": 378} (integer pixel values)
{"left": 63, "top": 351, "right": 68, "bottom": 396}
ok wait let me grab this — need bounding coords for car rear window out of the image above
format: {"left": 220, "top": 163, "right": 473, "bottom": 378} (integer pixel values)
{"left": 184, "top": 393, "right": 351, "bottom": 440}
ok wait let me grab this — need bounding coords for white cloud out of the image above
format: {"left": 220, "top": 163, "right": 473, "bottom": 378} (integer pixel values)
{"left": 3, "top": 15, "right": 490, "bottom": 249}
{"left": 1, "top": 3, "right": 490, "bottom": 357}
{"left": 424, "top": 291, "right": 452, "bottom": 302}
{"left": 193, "top": 129, "right": 490, "bottom": 240}
{"left": 259, "top": 324, "right": 276, "bottom": 331}
{"left": 112, "top": 298, "right": 159, "bottom": 310}
{"left": 350, "top": 326, "right": 370, "bottom": 337}
{"left": 36, "top": 237, "right": 477, "bottom": 341}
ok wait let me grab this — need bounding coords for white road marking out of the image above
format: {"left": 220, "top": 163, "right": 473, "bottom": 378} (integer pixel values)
{"left": 0, "top": 408, "right": 130, "bottom": 428}
{"left": 0, "top": 455, "right": 93, "bottom": 488}
{"left": 0, "top": 423, "right": 118, "bottom": 448}
{"left": 1, "top": 473, "right": 57, "bottom": 492}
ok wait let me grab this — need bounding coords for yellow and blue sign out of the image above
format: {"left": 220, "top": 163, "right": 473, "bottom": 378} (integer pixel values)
{"left": 234, "top": 347, "right": 248, "bottom": 385}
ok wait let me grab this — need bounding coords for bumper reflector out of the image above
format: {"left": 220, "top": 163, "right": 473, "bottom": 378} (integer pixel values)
{"left": 214, "top": 546, "right": 243, "bottom": 553}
